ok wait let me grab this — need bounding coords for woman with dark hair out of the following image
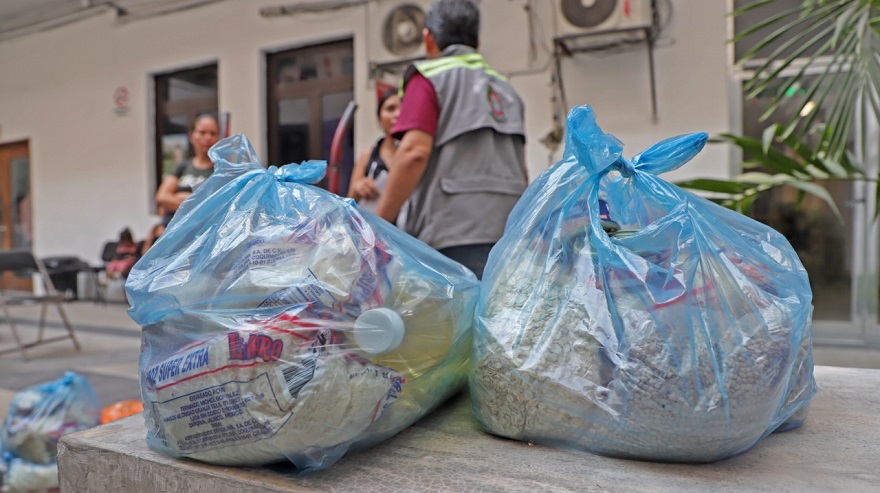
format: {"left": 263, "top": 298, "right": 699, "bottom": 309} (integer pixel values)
{"left": 155, "top": 113, "right": 220, "bottom": 226}
{"left": 348, "top": 88, "right": 400, "bottom": 214}
{"left": 106, "top": 227, "right": 139, "bottom": 280}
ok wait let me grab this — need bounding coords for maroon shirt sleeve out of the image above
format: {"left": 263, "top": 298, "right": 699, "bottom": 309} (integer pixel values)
{"left": 391, "top": 71, "right": 439, "bottom": 140}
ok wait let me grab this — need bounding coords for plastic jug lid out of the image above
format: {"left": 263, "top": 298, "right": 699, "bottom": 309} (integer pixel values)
{"left": 353, "top": 308, "right": 405, "bottom": 354}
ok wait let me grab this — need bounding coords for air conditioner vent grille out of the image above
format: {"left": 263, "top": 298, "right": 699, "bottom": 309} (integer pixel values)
{"left": 561, "top": 0, "right": 618, "bottom": 29}
{"left": 381, "top": 4, "right": 426, "bottom": 56}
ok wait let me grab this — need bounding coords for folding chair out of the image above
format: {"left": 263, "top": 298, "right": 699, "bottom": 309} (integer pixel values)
{"left": 0, "top": 250, "right": 81, "bottom": 360}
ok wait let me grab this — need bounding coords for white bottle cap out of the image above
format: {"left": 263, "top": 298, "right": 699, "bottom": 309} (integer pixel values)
{"left": 353, "top": 308, "right": 405, "bottom": 354}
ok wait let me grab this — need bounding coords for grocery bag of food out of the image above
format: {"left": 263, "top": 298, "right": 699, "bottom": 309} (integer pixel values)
{"left": 0, "top": 372, "right": 99, "bottom": 493}
{"left": 0, "top": 372, "right": 99, "bottom": 465}
{"left": 126, "top": 134, "right": 478, "bottom": 471}
{"left": 470, "top": 105, "right": 816, "bottom": 463}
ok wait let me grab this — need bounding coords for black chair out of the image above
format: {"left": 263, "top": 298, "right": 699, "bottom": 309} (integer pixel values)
{"left": 0, "top": 250, "right": 81, "bottom": 360}
{"left": 42, "top": 255, "right": 90, "bottom": 300}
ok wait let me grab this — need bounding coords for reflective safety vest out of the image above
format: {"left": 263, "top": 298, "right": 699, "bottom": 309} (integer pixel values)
{"left": 399, "top": 45, "right": 527, "bottom": 250}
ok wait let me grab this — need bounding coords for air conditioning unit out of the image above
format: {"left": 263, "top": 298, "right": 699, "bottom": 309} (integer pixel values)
{"left": 555, "top": 0, "right": 653, "bottom": 38}
{"left": 368, "top": 0, "right": 432, "bottom": 66}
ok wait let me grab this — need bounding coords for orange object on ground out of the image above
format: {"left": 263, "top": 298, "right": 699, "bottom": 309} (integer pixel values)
{"left": 100, "top": 399, "right": 144, "bottom": 424}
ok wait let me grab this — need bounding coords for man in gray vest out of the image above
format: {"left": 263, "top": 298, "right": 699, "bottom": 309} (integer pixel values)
{"left": 376, "top": 0, "right": 527, "bottom": 279}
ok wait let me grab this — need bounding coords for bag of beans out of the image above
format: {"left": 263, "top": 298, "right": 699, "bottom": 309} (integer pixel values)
{"left": 127, "top": 134, "right": 478, "bottom": 471}
{"left": 471, "top": 105, "right": 816, "bottom": 462}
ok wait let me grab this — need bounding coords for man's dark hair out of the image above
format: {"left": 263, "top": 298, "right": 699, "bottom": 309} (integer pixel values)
{"left": 425, "top": 0, "right": 479, "bottom": 51}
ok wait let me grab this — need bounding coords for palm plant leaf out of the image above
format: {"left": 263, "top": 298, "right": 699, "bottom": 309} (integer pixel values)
{"left": 734, "top": 0, "right": 880, "bottom": 164}
{"left": 677, "top": 128, "right": 869, "bottom": 219}
{"left": 677, "top": 1, "right": 880, "bottom": 221}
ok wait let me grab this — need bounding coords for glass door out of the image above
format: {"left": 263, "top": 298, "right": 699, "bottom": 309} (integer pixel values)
{"left": 0, "top": 140, "right": 33, "bottom": 291}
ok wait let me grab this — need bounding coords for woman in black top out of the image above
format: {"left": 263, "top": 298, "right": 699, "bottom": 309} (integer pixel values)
{"left": 155, "top": 113, "right": 220, "bottom": 225}
{"left": 349, "top": 89, "right": 400, "bottom": 213}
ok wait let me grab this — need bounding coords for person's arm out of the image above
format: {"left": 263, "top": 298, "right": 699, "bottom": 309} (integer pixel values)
{"left": 348, "top": 148, "right": 379, "bottom": 202}
{"left": 155, "top": 175, "right": 188, "bottom": 213}
{"left": 140, "top": 224, "right": 165, "bottom": 256}
{"left": 140, "top": 238, "right": 153, "bottom": 257}
{"left": 375, "top": 129, "right": 433, "bottom": 222}
{"left": 376, "top": 70, "right": 438, "bottom": 222}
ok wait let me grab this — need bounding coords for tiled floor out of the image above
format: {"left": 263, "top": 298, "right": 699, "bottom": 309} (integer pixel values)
{"left": 0, "top": 300, "right": 141, "bottom": 423}
{"left": 1, "top": 300, "right": 879, "bottom": 424}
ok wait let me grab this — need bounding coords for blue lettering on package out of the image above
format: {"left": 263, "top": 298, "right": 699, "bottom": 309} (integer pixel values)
{"left": 146, "top": 346, "right": 211, "bottom": 386}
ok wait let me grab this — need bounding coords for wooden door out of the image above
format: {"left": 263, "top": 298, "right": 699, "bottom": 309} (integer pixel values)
{"left": 267, "top": 39, "right": 355, "bottom": 193}
{"left": 0, "top": 140, "right": 33, "bottom": 291}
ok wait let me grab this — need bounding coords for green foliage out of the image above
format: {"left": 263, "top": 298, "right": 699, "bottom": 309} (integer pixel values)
{"left": 733, "top": 0, "right": 880, "bottom": 163}
{"left": 677, "top": 0, "right": 880, "bottom": 218}
{"left": 678, "top": 125, "right": 879, "bottom": 219}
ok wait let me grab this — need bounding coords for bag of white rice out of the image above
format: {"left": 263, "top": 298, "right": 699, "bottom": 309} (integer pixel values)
{"left": 127, "top": 134, "right": 478, "bottom": 471}
{"left": 470, "top": 105, "right": 816, "bottom": 463}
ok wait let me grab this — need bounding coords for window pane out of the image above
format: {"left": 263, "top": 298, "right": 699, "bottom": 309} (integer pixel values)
{"left": 278, "top": 97, "right": 310, "bottom": 165}
{"left": 167, "top": 70, "right": 218, "bottom": 101}
{"left": 275, "top": 46, "right": 354, "bottom": 84}
{"left": 733, "top": 0, "right": 833, "bottom": 63}
{"left": 749, "top": 182, "right": 854, "bottom": 322}
{"left": 741, "top": 76, "right": 855, "bottom": 322}
{"left": 161, "top": 129, "right": 188, "bottom": 176}
{"left": 10, "top": 157, "right": 31, "bottom": 250}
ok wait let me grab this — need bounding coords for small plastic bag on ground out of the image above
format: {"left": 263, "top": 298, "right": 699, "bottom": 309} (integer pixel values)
{"left": 0, "top": 372, "right": 99, "bottom": 465}
{"left": 126, "top": 134, "right": 478, "bottom": 471}
{"left": 2, "top": 457, "right": 61, "bottom": 493}
{"left": 0, "top": 445, "right": 5, "bottom": 491}
{"left": 0, "top": 372, "right": 99, "bottom": 493}
{"left": 470, "top": 105, "right": 816, "bottom": 462}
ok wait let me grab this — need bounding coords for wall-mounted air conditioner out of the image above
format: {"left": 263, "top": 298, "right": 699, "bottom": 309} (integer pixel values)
{"left": 368, "top": 0, "right": 432, "bottom": 67}
{"left": 555, "top": 0, "right": 653, "bottom": 38}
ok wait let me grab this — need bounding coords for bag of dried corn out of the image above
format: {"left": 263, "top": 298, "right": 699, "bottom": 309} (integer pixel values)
{"left": 127, "top": 134, "right": 478, "bottom": 471}
{"left": 471, "top": 105, "right": 816, "bottom": 463}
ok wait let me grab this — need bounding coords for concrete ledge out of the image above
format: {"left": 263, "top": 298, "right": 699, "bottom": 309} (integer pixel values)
{"left": 58, "top": 365, "right": 880, "bottom": 492}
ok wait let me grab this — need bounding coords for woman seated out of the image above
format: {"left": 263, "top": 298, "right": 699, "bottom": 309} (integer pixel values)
{"left": 105, "top": 228, "right": 139, "bottom": 280}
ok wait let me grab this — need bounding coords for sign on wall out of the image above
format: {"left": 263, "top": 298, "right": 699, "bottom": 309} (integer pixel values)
{"left": 114, "top": 86, "right": 130, "bottom": 117}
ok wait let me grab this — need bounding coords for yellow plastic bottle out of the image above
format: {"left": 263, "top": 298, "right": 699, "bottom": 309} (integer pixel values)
{"left": 352, "top": 275, "right": 460, "bottom": 380}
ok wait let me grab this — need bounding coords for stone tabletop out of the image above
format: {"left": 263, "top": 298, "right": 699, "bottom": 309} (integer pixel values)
{"left": 58, "top": 365, "right": 880, "bottom": 492}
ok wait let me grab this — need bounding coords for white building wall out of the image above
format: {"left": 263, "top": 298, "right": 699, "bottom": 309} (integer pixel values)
{"left": 0, "top": 0, "right": 731, "bottom": 264}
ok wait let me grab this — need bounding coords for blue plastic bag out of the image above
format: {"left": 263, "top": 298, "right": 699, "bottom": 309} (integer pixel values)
{"left": 470, "top": 106, "right": 816, "bottom": 462}
{"left": 0, "top": 372, "right": 99, "bottom": 465}
{"left": 126, "top": 135, "right": 478, "bottom": 471}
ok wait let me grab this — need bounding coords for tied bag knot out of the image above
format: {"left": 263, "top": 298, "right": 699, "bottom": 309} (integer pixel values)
{"left": 271, "top": 160, "right": 327, "bottom": 185}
